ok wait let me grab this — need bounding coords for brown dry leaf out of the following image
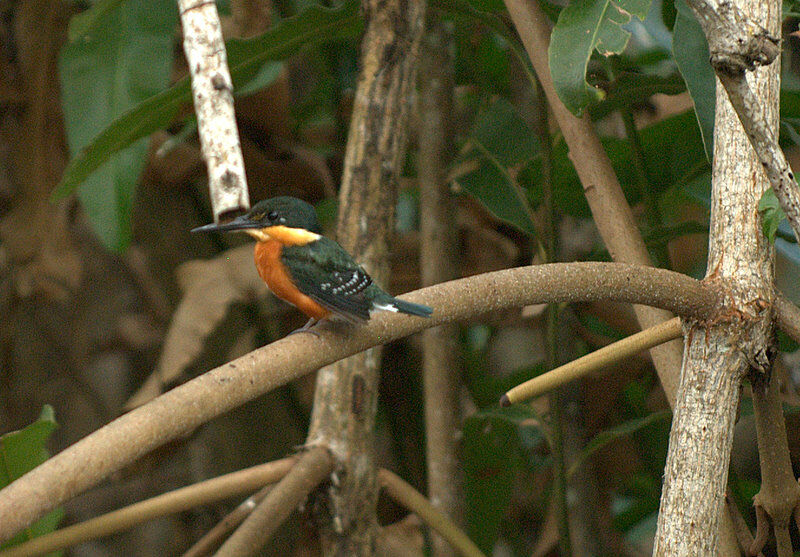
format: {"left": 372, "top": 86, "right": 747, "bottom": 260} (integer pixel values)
{"left": 125, "top": 244, "right": 271, "bottom": 409}
{"left": 0, "top": 1, "right": 82, "bottom": 301}
{"left": 376, "top": 515, "right": 425, "bottom": 557}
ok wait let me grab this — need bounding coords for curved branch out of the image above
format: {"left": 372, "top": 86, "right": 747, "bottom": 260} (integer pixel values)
{"left": 378, "top": 469, "right": 484, "bottom": 557}
{"left": 0, "top": 262, "right": 719, "bottom": 542}
{"left": 502, "top": 0, "right": 685, "bottom": 403}
{"left": 0, "top": 458, "right": 296, "bottom": 557}
{"left": 502, "top": 318, "right": 683, "bottom": 405}
{"left": 216, "top": 447, "right": 334, "bottom": 557}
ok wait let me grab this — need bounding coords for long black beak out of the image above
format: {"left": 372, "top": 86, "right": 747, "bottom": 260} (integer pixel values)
{"left": 191, "top": 215, "right": 262, "bottom": 233}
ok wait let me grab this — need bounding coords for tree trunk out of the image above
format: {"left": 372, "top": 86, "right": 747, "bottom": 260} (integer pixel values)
{"left": 305, "top": 1, "right": 427, "bottom": 554}
{"left": 653, "top": 0, "right": 779, "bottom": 553}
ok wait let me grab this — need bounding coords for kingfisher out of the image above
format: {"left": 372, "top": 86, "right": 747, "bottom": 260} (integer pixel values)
{"left": 192, "top": 196, "right": 433, "bottom": 332}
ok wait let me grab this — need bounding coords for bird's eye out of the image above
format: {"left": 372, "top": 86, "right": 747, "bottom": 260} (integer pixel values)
{"left": 267, "top": 211, "right": 279, "bottom": 221}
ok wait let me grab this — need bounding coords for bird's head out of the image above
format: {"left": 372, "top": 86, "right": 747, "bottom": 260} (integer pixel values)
{"left": 192, "top": 196, "right": 322, "bottom": 245}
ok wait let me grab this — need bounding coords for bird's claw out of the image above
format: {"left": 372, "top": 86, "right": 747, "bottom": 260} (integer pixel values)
{"left": 287, "top": 318, "right": 321, "bottom": 338}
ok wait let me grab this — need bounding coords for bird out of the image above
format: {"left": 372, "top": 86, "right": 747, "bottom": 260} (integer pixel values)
{"left": 192, "top": 196, "right": 433, "bottom": 333}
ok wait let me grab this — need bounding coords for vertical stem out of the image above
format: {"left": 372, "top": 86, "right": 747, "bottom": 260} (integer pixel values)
{"left": 535, "top": 78, "right": 572, "bottom": 557}
{"left": 418, "top": 17, "right": 462, "bottom": 557}
{"left": 619, "top": 109, "right": 669, "bottom": 267}
{"left": 502, "top": 0, "right": 684, "bottom": 405}
{"left": 177, "top": 0, "right": 249, "bottom": 219}
{"left": 304, "top": 1, "right": 427, "bottom": 554}
{"left": 750, "top": 370, "right": 800, "bottom": 556}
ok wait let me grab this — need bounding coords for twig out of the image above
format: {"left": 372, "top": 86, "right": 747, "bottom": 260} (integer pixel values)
{"left": 216, "top": 447, "right": 333, "bottom": 557}
{"left": 0, "top": 458, "right": 295, "bottom": 557}
{"left": 502, "top": 0, "right": 685, "bottom": 405}
{"left": 724, "top": 490, "right": 762, "bottom": 556}
{"left": 178, "top": 0, "right": 249, "bottom": 220}
{"left": 182, "top": 484, "right": 273, "bottom": 557}
{"left": 681, "top": 0, "right": 800, "bottom": 245}
{"left": 0, "top": 262, "right": 721, "bottom": 542}
{"left": 716, "top": 71, "right": 800, "bottom": 245}
{"left": 502, "top": 317, "right": 682, "bottom": 405}
{"left": 776, "top": 292, "right": 800, "bottom": 344}
{"left": 378, "top": 469, "right": 484, "bottom": 557}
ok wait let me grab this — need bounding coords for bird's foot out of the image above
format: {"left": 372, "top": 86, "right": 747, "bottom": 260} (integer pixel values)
{"left": 287, "top": 318, "right": 321, "bottom": 338}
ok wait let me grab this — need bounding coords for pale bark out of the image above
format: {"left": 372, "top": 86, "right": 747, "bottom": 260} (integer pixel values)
{"left": 654, "top": 0, "right": 779, "bottom": 553}
{"left": 178, "top": 0, "right": 249, "bottom": 220}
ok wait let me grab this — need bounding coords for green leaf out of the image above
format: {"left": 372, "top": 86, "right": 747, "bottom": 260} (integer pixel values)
{"left": 532, "top": 110, "right": 707, "bottom": 218}
{"left": 673, "top": 0, "right": 715, "bottom": 160}
{"left": 234, "top": 61, "right": 284, "bottom": 97}
{"left": 759, "top": 188, "right": 785, "bottom": 243}
{"left": 59, "top": 0, "right": 177, "bottom": 251}
{"left": 433, "top": 0, "right": 536, "bottom": 86}
{"left": 471, "top": 98, "right": 538, "bottom": 167}
{"left": 54, "top": 0, "right": 362, "bottom": 203}
{"left": 456, "top": 161, "right": 538, "bottom": 236}
{"left": 0, "top": 406, "right": 62, "bottom": 552}
{"left": 464, "top": 405, "right": 545, "bottom": 552}
{"left": 453, "top": 99, "right": 539, "bottom": 236}
{"left": 589, "top": 71, "right": 687, "bottom": 120}
{"left": 567, "top": 410, "right": 670, "bottom": 479}
{"left": 549, "top": 0, "right": 653, "bottom": 115}
{"left": 67, "top": 0, "right": 128, "bottom": 42}
{"left": 661, "top": 0, "right": 677, "bottom": 30}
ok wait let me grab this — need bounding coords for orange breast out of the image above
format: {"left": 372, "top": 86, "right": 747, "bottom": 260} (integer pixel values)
{"left": 254, "top": 240, "right": 331, "bottom": 320}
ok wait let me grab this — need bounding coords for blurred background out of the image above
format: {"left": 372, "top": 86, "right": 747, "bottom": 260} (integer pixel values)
{"left": 3, "top": 0, "right": 800, "bottom": 555}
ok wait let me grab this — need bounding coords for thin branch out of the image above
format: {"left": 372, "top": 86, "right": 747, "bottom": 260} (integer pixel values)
{"left": 725, "top": 491, "right": 762, "bottom": 556}
{"left": 502, "top": 317, "right": 682, "bottom": 405}
{"left": 178, "top": 0, "right": 249, "bottom": 219}
{"left": 0, "top": 262, "right": 720, "bottom": 543}
{"left": 502, "top": 0, "right": 685, "bottom": 405}
{"left": 378, "top": 469, "right": 484, "bottom": 557}
{"left": 749, "top": 369, "right": 800, "bottom": 557}
{"left": 682, "top": 0, "right": 800, "bottom": 246}
{"left": 0, "top": 458, "right": 296, "bottom": 557}
{"left": 182, "top": 485, "right": 273, "bottom": 557}
{"left": 776, "top": 292, "right": 800, "bottom": 344}
{"left": 716, "top": 71, "right": 800, "bottom": 245}
{"left": 216, "top": 447, "right": 334, "bottom": 557}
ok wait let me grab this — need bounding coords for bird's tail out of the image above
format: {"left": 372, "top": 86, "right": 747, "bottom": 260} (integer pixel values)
{"left": 387, "top": 298, "right": 433, "bottom": 318}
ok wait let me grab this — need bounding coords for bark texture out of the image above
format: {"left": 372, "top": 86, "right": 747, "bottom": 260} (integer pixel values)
{"left": 653, "top": 0, "right": 779, "bottom": 553}
{"left": 178, "top": 0, "right": 249, "bottom": 219}
{"left": 304, "top": 0, "right": 427, "bottom": 554}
